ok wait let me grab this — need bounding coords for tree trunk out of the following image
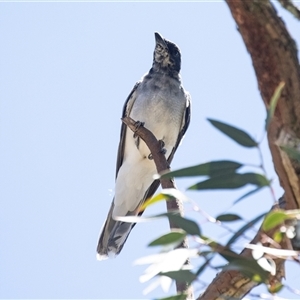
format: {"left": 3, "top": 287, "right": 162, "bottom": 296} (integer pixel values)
{"left": 197, "top": 1, "right": 300, "bottom": 299}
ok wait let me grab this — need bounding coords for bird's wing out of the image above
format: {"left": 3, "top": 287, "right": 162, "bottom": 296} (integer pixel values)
{"left": 167, "top": 91, "right": 191, "bottom": 163}
{"left": 138, "top": 91, "right": 191, "bottom": 212}
{"left": 97, "top": 88, "right": 191, "bottom": 259}
{"left": 115, "top": 81, "right": 140, "bottom": 178}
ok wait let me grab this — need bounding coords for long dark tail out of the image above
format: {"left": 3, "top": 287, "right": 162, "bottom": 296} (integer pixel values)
{"left": 96, "top": 203, "right": 135, "bottom": 260}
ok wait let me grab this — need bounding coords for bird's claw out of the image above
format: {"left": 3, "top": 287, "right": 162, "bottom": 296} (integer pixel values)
{"left": 133, "top": 121, "right": 145, "bottom": 138}
{"left": 158, "top": 140, "right": 166, "bottom": 154}
{"left": 148, "top": 140, "right": 166, "bottom": 160}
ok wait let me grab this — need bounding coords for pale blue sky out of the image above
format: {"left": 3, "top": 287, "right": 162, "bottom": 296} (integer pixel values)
{"left": 1, "top": 2, "right": 300, "bottom": 299}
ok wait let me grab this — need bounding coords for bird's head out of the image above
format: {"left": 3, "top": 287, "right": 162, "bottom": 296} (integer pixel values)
{"left": 152, "top": 32, "right": 181, "bottom": 75}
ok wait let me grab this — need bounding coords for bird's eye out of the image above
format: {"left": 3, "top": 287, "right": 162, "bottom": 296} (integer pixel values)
{"left": 174, "top": 50, "right": 179, "bottom": 56}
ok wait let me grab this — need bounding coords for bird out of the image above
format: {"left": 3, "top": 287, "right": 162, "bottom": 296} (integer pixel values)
{"left": 97, "top": 32, "right": 191, "bottom": 260}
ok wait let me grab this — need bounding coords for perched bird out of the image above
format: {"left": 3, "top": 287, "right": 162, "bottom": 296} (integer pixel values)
{"left": 97, "top": 32, "right": 191, "bottom": 260}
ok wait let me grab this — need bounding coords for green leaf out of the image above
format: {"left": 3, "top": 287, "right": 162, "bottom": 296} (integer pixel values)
{"left": 223, "top": 257, "right": 269, "bottom": 282}
{"left": 233, "top": 186, "right": 263, "bottom": 204}
{"left": 148, "top": 231, "right": 186, "bottom": 247}
{"left": 166, "top": 213, "right": 202, "bottom": 236}
{"left": 160, "top": 160, "right": 242, "bottom": 179}
{"left": 160, "top": 270, "right": 197, "bottom": 285}
{"left": 268, "top": 282, "right": 284, "bottom": 294}
{"left": 280, "top": 146, "right": 300, "bottom": 162}
{"left": 156, "top": 293, "right": 187, "bottom": 300}
{"left": 243, "top": 173, "right": 270, "bottom": 186}
{"left": 208, "top": 118, "right": 258, "bottom": 147}
{"left": 188, "top": 172, "right": 270, "bottom": 190}
{"left": 140, "top": 193, "right": 168, "bottom": 211}
{"left": 140, "top": 189, "right": 187, "bottom": 211}
{"left": 226, "top": 212, "right": 266, "bottom": 246}
{"left": 273, "top": 230, "right": 284, "bottom": 243}
{"left": 216, "top": 213, "right": 242, "bottom": 222}
{"left": 265, "top": 81, "right": 285, "bottom": 130}
{"left": 262, "top": 210, "right": 288, "bottom": 231}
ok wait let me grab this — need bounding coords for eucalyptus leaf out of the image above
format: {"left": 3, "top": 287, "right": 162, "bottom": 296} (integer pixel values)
{"left": 188, "top": 172, "right": 269, "bottom": 190}
{"left": 262, "top": 210, "right": 288, "bottom": 231}
{"left": 160, "top": 160, "right": 242, "bottom": 179}
{"left": 265, "top": 82, "right": 285, "bottom": 130}
{"left": 167, "top": 214, "right": 201, "bottom": 237}
{"left": 233, "top": 187, "right": 263, "bottom": 204}
{"left": 216, "top": 213, "right": 242, "bottom": 222}
{"left": 208, "top": 118, "right": 258, "bottom": 147}
{"left": 141, "top": 189, "right": 188, "bottom": 211}
{"left": 149, "top": 231, "right": 186, "bottom": 247}
{"left": 160, "top": 270, "right": 197, "bottom": 285}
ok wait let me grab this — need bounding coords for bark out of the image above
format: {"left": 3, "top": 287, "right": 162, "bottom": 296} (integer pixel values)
{"left": 197, "top": 200, "right": 288, "bottom": 300}
{"left": 197, "top": 1, "right": 300, "bottom": 299}
{"left": 226, "top": 0, "right": 300, "bottom": 210}
{"left": 123, "top": 2, "right": 300, "bottom": 298}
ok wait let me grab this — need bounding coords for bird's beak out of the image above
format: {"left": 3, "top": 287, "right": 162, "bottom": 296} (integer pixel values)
{"left": 155, "top": 32, "right": 167, "bottom": 49}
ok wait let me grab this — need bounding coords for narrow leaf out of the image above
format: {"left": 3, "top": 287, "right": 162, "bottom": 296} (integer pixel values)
{"left": 268, "top": 282, "right": 284, "bottom": 294}
{"left": 265, "top": 81, "right": 285, "bottom": 130}
{"left": 160, "top": 270, "right": 197, "bottom": 285}
{"left": 226, "top": 212, "right": 266, "bottom": 246}
{"left": 140, "top": 189, "right": 188, "bottom": 211}
{"left": 140, "top": 193, "right": 168, "bottom": 211}
{"left": 149, "top": 231, "right": 186, "bottom": 247}
{"left": 233, "top": 186, "right": 262, "bottom": 204}
{"left": 166, "top": 213, "right": 201, "bottom": 236}
{"left": 280, "top": 146, "right": 300, "bottom": 162}
{"left": 216, "top": 213, "right": 242, "bottom": 222}
{"left": 160, "top": 160, "right": 242, "bottom": 179}
{"left": 188, "top": 172, "right": 269, "bottom": 190}
{"left": 208, "top": 118, "right": 258, "bottom": 147}
{"left": 241, "top": 173, "right": 270, "bottom": 186}
{"left": 262, "top": 210, "right": 288, "bottom": 231}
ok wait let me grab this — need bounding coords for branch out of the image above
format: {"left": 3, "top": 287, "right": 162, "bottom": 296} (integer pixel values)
{"left": 225, "top": 0, "right": 300, "bottom": 211}
{"left": 122, "top": 116, "right": 194, "bottom": 299}
{"left": 197, "top": 199, "right": 288, "bottom": 300}
{"left": 195, "top": 1, "right": 300, "bottom": 298}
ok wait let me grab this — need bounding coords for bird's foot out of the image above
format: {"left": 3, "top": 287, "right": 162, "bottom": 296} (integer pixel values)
{"left": 148, "top": 140, "right": 166, "bottom": 160}
{"left": 158, "top": 140, "right": 166, "bottom": 155}
{"left": 133, "top": 121, "right": 145, "bottom": 138}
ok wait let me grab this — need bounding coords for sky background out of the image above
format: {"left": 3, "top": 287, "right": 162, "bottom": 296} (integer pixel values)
{"left": 1, "top": 1, "right": 300, "bottom": 299}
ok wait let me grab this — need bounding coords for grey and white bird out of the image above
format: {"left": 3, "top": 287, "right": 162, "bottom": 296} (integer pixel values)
{"left": 97, "top": 32, "right": 191, "bottom": 260}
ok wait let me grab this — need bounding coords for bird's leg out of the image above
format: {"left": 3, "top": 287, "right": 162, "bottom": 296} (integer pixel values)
{"left": 158, "top": 140, "right": 167, "bottom": 154}
{"left": 148, "top": 140, "right": 166, "bottom": 160}
{"left": 133, "top": 121, "right": 145, "bottom": 138}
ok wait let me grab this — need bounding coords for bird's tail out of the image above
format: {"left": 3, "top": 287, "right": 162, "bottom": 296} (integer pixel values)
{"left": 96, "top": 203, "right": 135, "bottom": 260}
